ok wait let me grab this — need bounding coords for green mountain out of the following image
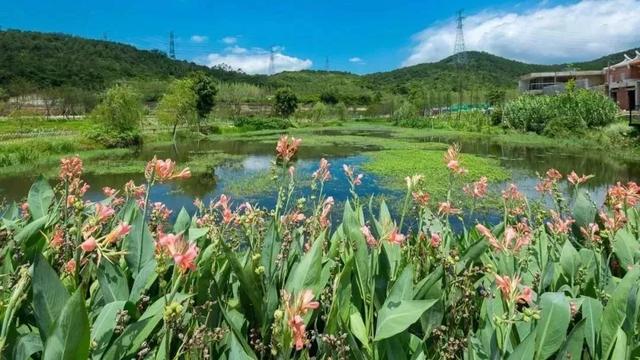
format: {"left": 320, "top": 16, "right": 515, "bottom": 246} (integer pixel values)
{"left": 1, "top": 29, "right": 638, "bottom": 99}
{"left": 0, "top": 30, "right": 264, "bottom": 93}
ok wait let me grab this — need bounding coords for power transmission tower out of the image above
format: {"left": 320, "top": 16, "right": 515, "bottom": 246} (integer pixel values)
{"left": 453, "top": 10, "right": 467, "bottom": 65}
{"left": 103, "top": 32, "right": 108, "bottom": 41}
{"left": 169, "top": 31, "right": 176, "bottom": 59}
{"left": 268, "top": 46, "right": 275, "bottom": 75}
{"left": 325, "top": 56, "right": 329, "bottom": 72}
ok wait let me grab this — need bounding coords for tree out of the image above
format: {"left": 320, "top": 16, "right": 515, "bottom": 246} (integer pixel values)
{"left": 190, "top": 72, "right": 218, "bottom": 132}
{"left": 91, "top": 84, "right": 142, "bottom": 133}
{"left": 486, "top": 88, "right": 507, "bottom": 106}
{"left": 273, "top": 88, "right": 298, "bottom": 118}
{"left": 156, "top": 78, "right": 197, "bottom": 142}
{"left": 311, "top": 102, "right": 327, "bottom": 122}
{"left": 320, "top": 91, "right": 339, "bottom": 105}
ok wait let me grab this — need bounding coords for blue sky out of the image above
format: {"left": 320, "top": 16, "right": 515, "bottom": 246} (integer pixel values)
{"left": 2, "top": 0, "right": 639, "bottom": 74}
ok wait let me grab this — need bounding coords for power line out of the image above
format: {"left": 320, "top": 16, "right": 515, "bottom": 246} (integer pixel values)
{"left": 169, "top": 31, "right": 176, "bottom": 59}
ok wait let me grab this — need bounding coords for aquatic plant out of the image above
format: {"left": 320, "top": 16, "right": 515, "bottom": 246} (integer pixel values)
{"left": 1, "top": 139, "right": 640, "bottom": 359}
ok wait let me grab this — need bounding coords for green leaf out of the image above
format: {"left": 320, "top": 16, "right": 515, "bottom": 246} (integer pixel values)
{"left": 555, "top": 319, "right": 585, "bottom": 360}
{"left": 601, "top": 268, "right": 640, "bottom": 359}
{"left": 124, "top": 209, "right": 154, "bottom": 277}
{"left": 27, "top": 176, "right": 54, "bottom": 220}
{"left": 349, "top": 306, "right": 369, "bottom": 349}
{"left": 374, "top": 299, "right": 437, "bottom": 341}
{"left": 97, "top": 260, "right": 129, "bottom": 303}
{"left": 534, "top": 292, "right": 570, "bottom": 360}
{"left": 285, "top": 232, "right": 324, "bottom": 294}
{"left": 581, "top": 296, "right": 602, "bottom": 358}
{"left": 572, "top": 188, "right": 596, "bottom": 229}
{"left": 260, "top": 221, "right": 280, "bottom": 282}
{"left": 43, "top": 290, "right": 90, "bottom": 360}
{"left": 508, "top": 332, "right": 535, "bottom": 360}
{"left": 128, "top": 259, "right": 157, "bottom": 303}
{"left": 611, "top": 328, "right": 628, "bottom": 359}
{"left": 15, "top": 216, "right": 47, "bottom": 245}
{"left": 613, "top": 229, "right": 640, "bottom": 270}
{"left": 13, "top": 333, "right": 43, "bottom": 360}
{"left": 173, "top": 207, "right": 190, "bottom": 234}
{"left": 32, "top": 255, "right": 69, "bottom": 340}
{"left": 559, "top": 241, "right": 579, "bottom": 280}
{"left": 91, "top": 300, "right": 126, "bottom": 359}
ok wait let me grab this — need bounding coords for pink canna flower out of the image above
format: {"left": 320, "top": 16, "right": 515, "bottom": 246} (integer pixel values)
{"left": 94, "top": 203, "right": 115, "bottom": 223}
{"left": 580, "top": 223, "right": 601, "bottom": 244}
{"left": 463, "top": 176, "right": 488, "bottom": 199}
{"left": 145, "top": 156, "right": 191, "bottom": 183}
{"left": 151, "top": 202, "right": 173, "bottom": 222}
{"left": 476, "top": 224, "right": 501, "bottom": 251}
{"left": 214, "top": 194, "right": 235, "bottom": 224}
{"left": 312, "top": 158, "right": 331, "bottom": 182}
{"left": 281, "top": 210, "right": 306, "bottom": 225}
{"left": 607, "top": 181, "right": 640, "bottom": 207}
{"left": 105, "top": 222, "right": 131, "bottom": 244}
{"left": 64, "top": 259, "right": 76, "bottom": 274}
{"left": 361, "top": 225, "right": 378, "bottom": 247}
{"left": 20, "top": 202, "right": 30, "bottom": 219}
{"left": 290, "top": 314, "right": 307, "bottom": 350}
{"left": 283, "top": 289, "right": 320, "bottom": 351}
{"left": 412, "top": 191, "right": 430, "bottom": 207}
{"left": 438, "top": 201, "right": 462, "bottom": 216}
{"left": 502, "top": 183, "right": 524, "bottom": 201}
{"left": 599, "top": 207, "right": 627, "bottom": 232}
{"left": 124, "top": 180, "right": 146, "bottom": 199}
{"left": 495, "top": 274, "right": 521, "bottom": 299}
{"left": 546, "top": 168, "right": 562, "bottom": 181}
{"left": 444, "top": 144, "right": 467, "bottom": 174}
{"left": 516, "top": 286, "right": 533, "bottom": 304}
{"left": 319, "top": 197, "right": 334, "bottom": 228}
{"left": 388, "top": 227, "right": 405, "bottom": 246}
{"left": 276, "top": 135, "right": 302, "bottom": 162}
{"left": 102, "top": 187, "right": 117, "bottom": 197}
{"left": 430, "top": 233, "right": 442, "bottom": 248}
{"left": 567, "top": 171, "right": 593, "bottom": 186}
{"left": 80, "top": 237, "right": 98, "bottom": 252}
{"left": 546, "top": 210, "right": 575, "bottom": 235}
{"left": 172, "top": 242, "right": 199, "bottom": 273}
{"left": 59, "top": 156, "right": 84, "bottom": 181}
{"left": 298, "top": 289, "right": 320, "bottom": 315}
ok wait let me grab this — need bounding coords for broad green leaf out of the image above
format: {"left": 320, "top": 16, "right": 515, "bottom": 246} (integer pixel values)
{"left": 581, "top": 296, "right": 602, "bottom": 358}
{"left": 15, "top": 216, "right": 47, "bottom": 245}
{"left": 27, "top": 176, "right": 54, "bottom": 220}
{"left": 613, "top": 229, "right": 639, "bottom": 270}
{"left": 374, "top": 299, "right": 437, "bottom": 341}
{"left": 349, "top": 307, "right": 369, "bottom": 349}
{"left": 534, "top": 292, "right": 570, "bottom": 360}
{"left": 601, "top": 268, "right": 640, "bottom": 359}
{"left": 611, "top": 328, "right": 628, "bottom": 359}
{"left": 173, "top": 207, "right": 190, "bottom": 234}
{"left": 285, "top": 232, "right": 324, "bottom": 294}
{"left": 13, "top": 333, "right": 43, "bottom": 360}
{"left": 43, "top": 290, "right": 90, "bottom": 360}
{"left": 124, "top": 210, "right": 154, "bottom": 277}
{"left": 32, "top": 255, "right": 69, "bottom": 340}
{"left": 260, "top": 221, "right": 280, "bottom": 281}
{"left": 128, "top": 259, "right": 157, "bottom": 303}
{"left": 97, "top": 260, "right": 129, "bottom": 303}
{"left": 555, "top": 319, "right": 585, "bottom": 360}
{"left": 559, "top": 241, "right": 579, "bottom": 280}
{"left": 508, "top": 332, "right": 535, "bottom": 360}
{"left": 572, "top": 188, "right": 596, "bottom": 229}
{"left": 91, "top": 300, "right": 126, "bottom": 359}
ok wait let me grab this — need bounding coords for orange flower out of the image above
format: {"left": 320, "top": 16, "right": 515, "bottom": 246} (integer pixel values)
{"left": 546, "top": 210, "right": 575, "bottom": 235}
{"left": 59, "top": 156, "right": 83, "bottom": 181}
{"left": 463, "top": 176, "right": 488, "bottom": 199}
{"left": 388, "top": 227, "right": 405, "bottom": 246}
{"left": 145, "top": 156, "right": 191, "bottom": 183}
{"left": 94, "top": 203, "right": 115, "bottom": 223}
{"left": 361, "top": 225, "right": 378, "bottom": 247}
{"left": 276, "top": 135, "right": 301, "bottom": 162}
{"left": 567, "top": 171, "right": 593, "bottom": 186}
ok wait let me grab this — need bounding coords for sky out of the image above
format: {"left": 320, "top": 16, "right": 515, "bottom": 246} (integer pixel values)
{"left": 1, "top": 0, "right": 640, "bottom": 75}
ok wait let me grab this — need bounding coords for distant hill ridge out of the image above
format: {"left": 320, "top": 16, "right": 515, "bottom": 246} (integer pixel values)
{"left": 1, "top": 29, "right": 638, "bottom": 95}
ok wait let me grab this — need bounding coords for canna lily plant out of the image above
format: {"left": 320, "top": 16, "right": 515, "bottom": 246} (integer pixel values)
{"left": 0, "top": 139, "right": 639, "bottom": 359}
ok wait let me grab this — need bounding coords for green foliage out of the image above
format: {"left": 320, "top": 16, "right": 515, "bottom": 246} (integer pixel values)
{"left": 320, "top": 90, "right": 339, "bottom": 105}
{"left": 232, "top": 116, "right": 293, "bottom": 130}
{"left": 503, "top": 90, "right": 618, "bottom": 134}
{"left": 486, "top": 88, "right": 507, "bottom": 105}
{"left": 392, "top": 100, "right": 418, "bottom": 123}
{"left": 86, "top": 84, "right": 143, "bottom": 147}
{"left": 156, "top": 78, "right": 197, "bottom": 140}
{"left": 190, "top": 72, "right": 218, "bottom": 119}
{"left": 273, "top": 88, "right": 298, "bottom": 118}
{"left": 310, "top": 102, "right": 328, "bottom": 122}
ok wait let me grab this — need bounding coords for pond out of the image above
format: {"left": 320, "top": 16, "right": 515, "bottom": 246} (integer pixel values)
{"left": 1, "top": 128, "right": 639, "bottom": 228}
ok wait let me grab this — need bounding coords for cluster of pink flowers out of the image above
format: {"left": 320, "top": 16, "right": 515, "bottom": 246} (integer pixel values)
{"left": 343, "top": 164, "right": 363, "bottom": 186}
{"left": 536, "top": 168, "right": 562, "bottom": 193}
{"left": 20, "top": 202, "right": 29, "bottom": 219}
{"left": 151, "top": 202, "right": 172, "bottom": 222}
{"left": 283, "top": 289, "right": 319, "bottom": 351}
{"left": 361, "top": 225, "right": 378, "bottom": 247}
{"left": 546, "top": 210, "right": 575, "bottom": 235}
{"left": 607, "top": 181, "right": 640, "bottom": 207}
{"left": 214, "top": 194, "right": 235, "bottom": 224}
{"left": 102, "top": 187, "right": 125, "bottom": 206}
{"left": 319, "top": 197, "right": 334, "bottom": 228}
{"left": 387, "top": 227, "right": 406, "bottom": 245}
{"left": 59, "top": 156, "right": 84, "bottom": 181}
{"left": 599, "top": 206, "right": 627, "bottom": 233}
{"left": 144, "top": 156, "right": 191, "bottom": 183}
{"left": 580, "top": 223, "right": 601, "bottom": 245}
{"left": 567, "top": 171, "right": 593, "bottom": 186}
{"left": 281, "top": 210, "right": 306, "bottom": 225}
{"left": 276, "top": 135, "right": 302, "bottom": 163}
{"left": 444, "top": 144, "right": 467, "bottom": 175}
{"left": 495, "top": 274, "right": 533, "bottom": 305}
{"left": 438, "top": 201, "right": 461, "bottom": 216}
{"left": 412, "top": 191, "right": 430, "bottom": 207}
{"left": 50, "top": 226, "right": 65, "bottom": 249}
{"left": 463, "top": 176, "right": 488, "bottom": 199}
{"left": 476, "top": 221, "right": 531, "bottom": 253}
{"left": 157, "top": 233, "right": 199, "bottom": 272}
{"left": 312, "top": 158, "right": 331, "bottom": 182}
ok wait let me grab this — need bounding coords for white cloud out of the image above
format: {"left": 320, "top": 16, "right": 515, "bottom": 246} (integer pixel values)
{"left": 349, "top": 57, "right": 364, "bottom": 64}
{"left": 403, "top": 0, "right": 640, "bottom": 66}
{"left": 190, "top": 35, "right": 208, "bottom": 43}
{"left": 199, "top": 47, "right": 312, "bottom": 74}
{"left": 222, "top": 36, "right": 238, "bottom": 45}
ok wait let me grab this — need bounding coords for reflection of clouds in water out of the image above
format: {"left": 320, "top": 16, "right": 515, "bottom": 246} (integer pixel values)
{"left": 242, "top": 156, "right": 272, "bottom": 172}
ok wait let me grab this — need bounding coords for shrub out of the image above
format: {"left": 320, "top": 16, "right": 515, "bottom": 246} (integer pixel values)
{"left": 273, "top": 88, "right": 298, "bottom": 118}
{"left": 542, "top": 115, "right": 587, "bottom": 138}
{"left": 233, "top": 116, "right": 293, "bottom": 130}
{"left": 87, "top": 84, "right": 143, "bottom": 147}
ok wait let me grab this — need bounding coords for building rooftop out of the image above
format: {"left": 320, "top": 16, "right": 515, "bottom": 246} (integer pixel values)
{"left": 606, "top": 51, "right": 640, "bottom": 70}
{"left": 520, "top": 70, "right": 603, "bottom": 81}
